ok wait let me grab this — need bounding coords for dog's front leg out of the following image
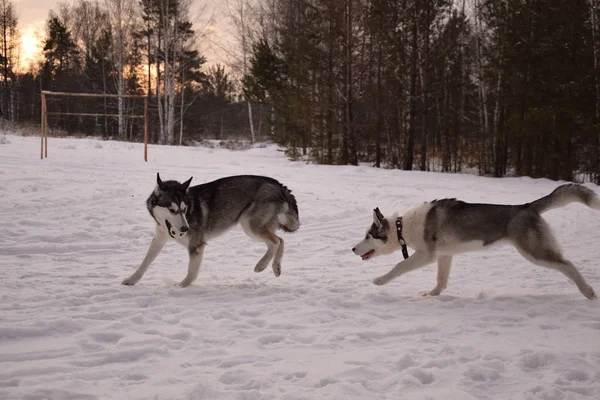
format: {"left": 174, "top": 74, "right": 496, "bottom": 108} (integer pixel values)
{"left": 122, "top": 227, "right": 168, "bottom": 286}
{"left": 425, "top": 255, "right": 453, "bottom": 296}
{"left": 178, "top": 244, "right": 205, "bottom": 288}
{"left": 373, "top": 251, "right": 434, "bottom": 286}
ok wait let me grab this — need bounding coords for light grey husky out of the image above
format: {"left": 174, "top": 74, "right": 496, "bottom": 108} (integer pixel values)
{"left": 122, "top": 174, "right": 299, "bottom": 287}
{"left": 352, "top": 184, "right": 600, "bottom": 299}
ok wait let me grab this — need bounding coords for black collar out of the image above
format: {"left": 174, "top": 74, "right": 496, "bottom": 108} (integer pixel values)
{"left": 396, "top": 217, "right": 409, "bottom": 259}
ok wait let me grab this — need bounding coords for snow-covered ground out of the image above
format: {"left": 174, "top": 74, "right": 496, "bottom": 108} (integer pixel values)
{"left": 1, "top": 135, "right": 600, "bottom": 400}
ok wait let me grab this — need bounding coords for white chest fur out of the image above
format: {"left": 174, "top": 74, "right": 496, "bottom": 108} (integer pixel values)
{"left": 398, "top": 202, "right": 431, "bottom": 252}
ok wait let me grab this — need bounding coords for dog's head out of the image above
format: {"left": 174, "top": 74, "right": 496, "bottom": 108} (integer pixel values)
{"left": 352, "top": 208, "right": 396, "bottom": 261}
{"left": 147, "top": 173, "right": 193, "bottom": 238}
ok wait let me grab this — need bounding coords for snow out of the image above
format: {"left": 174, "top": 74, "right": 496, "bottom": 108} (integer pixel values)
{"left": 1, "top": 135, "right": 600, "bottom": 400}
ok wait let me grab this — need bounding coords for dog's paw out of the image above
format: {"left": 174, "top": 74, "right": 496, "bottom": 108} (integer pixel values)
{"left": 178, "top": 279, "right": 193, "bottom": 288}
{"left": 121, "top": 276, "right": 139, "bottom": 286}
{"left": 423, "top": 287, "right": 442, "bottom": 296}
{"left": 254, "top": 263, "right": 268, "bottom": 273}
{"left": 581, "top": 285, "right": 597, "bottom": 300}
{"left": 373, "top": 276, "right": 389, "bottom": 286}
{"left": 272, "top": 263, "right": 281, "bottom": 277}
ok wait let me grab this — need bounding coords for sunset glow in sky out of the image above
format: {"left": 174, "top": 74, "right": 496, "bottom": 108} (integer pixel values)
{"left": 15, "top": 0, "right": 52, "bottom": 70}
{"left": 19, "top": 25, "right": 43, "bottom": 70}
{"left": 14, "top": 0, "right": 230, "bottom": 72}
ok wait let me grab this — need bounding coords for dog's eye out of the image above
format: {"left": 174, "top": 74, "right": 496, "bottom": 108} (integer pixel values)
{"left": 169, "top": 209, "right": 176, "bottom": 214}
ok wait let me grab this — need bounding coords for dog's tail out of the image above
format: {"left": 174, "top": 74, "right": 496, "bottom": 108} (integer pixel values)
{"left": 528, "top": 183, "right": 600, "bottom": 214}
{"left": 278, "top": 185, "right": 300, "bottom": 233}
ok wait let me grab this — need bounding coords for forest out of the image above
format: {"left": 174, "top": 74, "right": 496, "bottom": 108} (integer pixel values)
{"left": 1, "top": 0, "right": 600, "bottom": 183}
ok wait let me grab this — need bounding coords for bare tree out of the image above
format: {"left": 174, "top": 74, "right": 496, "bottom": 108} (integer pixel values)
{"left": 143, "top": 0, "right": 202, "bottom": 145}
{"left": 71, "top": 0, "right": 109, "bottom": 62}
{"left": 0, "top": 0, "right": 18, "bottom": 120}
{"left": 225, "top": 0, "right": 256, "bottom": 143}
{"left": 404, "top": 1, "right": 419, "bottom": 170}
{"left": 343, "top": 0, "right": 357, "bottom": 165}
{"left": 105, "top": 0, "right": 136, "bottom": 139}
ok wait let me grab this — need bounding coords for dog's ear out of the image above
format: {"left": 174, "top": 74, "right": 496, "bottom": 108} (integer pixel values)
{"left": 156, "top": 172, "right": 164, "bottom": 188}
{"left": 373, "top": 208, "right": 385, "bottom": 227}
{"left": 182, "top": 176, "right": 193, "bottom": 191}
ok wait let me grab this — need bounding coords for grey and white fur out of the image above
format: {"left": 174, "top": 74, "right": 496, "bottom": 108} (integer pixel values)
{"left": 122, "top": 173, "right": 299, "bottom": 287}
{"left": 352, "top": 184, "right": 600, "bottom": 299}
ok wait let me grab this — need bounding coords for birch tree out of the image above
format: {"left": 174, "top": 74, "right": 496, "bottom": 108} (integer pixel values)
{"left": 225, "top": 0, "right": 256, "bottom": 143}
{"left": 140, "top": 0, "right": 200, "bottom": 144}
{"left": 105, "top": 0, "right": 136, "bottom": 139}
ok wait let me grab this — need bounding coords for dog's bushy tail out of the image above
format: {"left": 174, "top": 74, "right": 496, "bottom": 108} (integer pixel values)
{"left": 529, "top": 183, "right": 600, "bottom": 214}
{"left": 278, "top": 185, "right": 300, "bottom": 232}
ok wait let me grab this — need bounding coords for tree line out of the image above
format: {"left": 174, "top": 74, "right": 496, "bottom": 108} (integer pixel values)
{"left": 1, "top": 0, "right": 259, "bottom": 145}
{"left": 242, "top": 0, "right": 600, "bottom": 183}
{"left": 0, "top": 0, "right": 599, "bottom": 183}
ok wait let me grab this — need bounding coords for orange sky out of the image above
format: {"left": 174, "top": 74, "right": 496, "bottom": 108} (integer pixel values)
{"left": 14, "top": 0, "right": 47, "bottom": 70}
{"left": 19, "top": 25, "right": 44, "bottom": 71}
{"left": 14, "top": 0, "right": 231, "bottom": 71}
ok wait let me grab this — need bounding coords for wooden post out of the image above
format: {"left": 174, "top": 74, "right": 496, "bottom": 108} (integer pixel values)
{"left": 43, "top": 93, "right": 48, "bottom": 158}
{"left": 144, "top": 96, "right": 149, "bottom": 162}
{"left": 40, "top": 92, "right": 45, "bottom": 160}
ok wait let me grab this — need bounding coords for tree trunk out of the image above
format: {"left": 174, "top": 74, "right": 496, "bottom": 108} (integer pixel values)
{"left": 326, "top": 12, "right": 334, "bottom": 165}
{"left": 493, "top": 72, "right": 503, "bottom": 177}
{"left": 147, "top": 17, "right": 152, "bottom": 96}
{"left": 592, "top": 0, "right": 600, "bottom": 183}
{"left": 345, "top": 0, "right": 357, "bottom": 165}
{"left": 375, "top": 42, "right": 382, "bottom": 168}
{"left": 164, "top": 7, "right": 171, "bottom": 144}
{"left": 237, "top": 0, "right": 255, "bottom": 144}
{"left": 156, "top": 16, "right": 164, "bottom": 144}
{"left": 2, "top": 8, "right": 7, "bottom": 120}
{"left": 179, "top": 70, "right": 185, "bottom": 145}
{"left": 419, "top": 5, "right": 430, "bottom": 171}
{"left": 102, "top": 58, "right": 108, "bottom": 138}
{"left": 404, "top": 4, "right": 418, "bottom": 171}
{"left": 247, "top": 100, "right": 255, "bottom": 143}
{"left": 474, "top": 0, "right": 490, "bottom": 173}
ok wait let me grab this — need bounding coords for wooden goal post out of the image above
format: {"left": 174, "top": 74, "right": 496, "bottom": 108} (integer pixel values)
{"left": 40, "top": 91, "right": 150, "bottom": 161}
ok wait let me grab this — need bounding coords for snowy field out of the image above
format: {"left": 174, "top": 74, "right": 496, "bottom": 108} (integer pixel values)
{"left": 1, "top": 134, "right": 600, "bottom": 400}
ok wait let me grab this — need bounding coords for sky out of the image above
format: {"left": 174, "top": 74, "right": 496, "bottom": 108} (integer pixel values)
{"left": 14, "top": 0, "right": 234, "bottom": 71}
{"left": 15, "top": 0, "right": 49, "bottom": 69}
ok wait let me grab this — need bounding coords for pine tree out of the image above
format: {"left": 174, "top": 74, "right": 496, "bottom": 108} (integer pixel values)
{"left": 0, "top": 0, "right": 18, "bottom": 121}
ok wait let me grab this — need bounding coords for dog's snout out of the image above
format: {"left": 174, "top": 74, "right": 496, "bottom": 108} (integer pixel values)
{"left": 180, "top": 226, "right": 189, "bottom": 233}
{"left": 352, "top": 247, "right": 356, "bottom": 252}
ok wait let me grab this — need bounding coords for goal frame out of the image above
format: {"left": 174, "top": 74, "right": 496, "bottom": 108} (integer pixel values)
{"left": 40, "top": 91, "right": 150, "bottom": 161}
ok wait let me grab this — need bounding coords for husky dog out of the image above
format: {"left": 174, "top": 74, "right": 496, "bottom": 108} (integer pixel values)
{"left": 122, "top": 174, "right": 299, "bottom": 287}
{"left": 352, "top": 184, "right": 600, "bottom": 299}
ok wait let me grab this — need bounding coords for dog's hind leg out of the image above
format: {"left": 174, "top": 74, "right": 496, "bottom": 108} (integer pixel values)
{"left": 511, "top": 217, "right": 596, "bottom": 300}
{"left": 122, "top": 228, "right": 168, "bottom": 286}
{"left": 373, "top": 251, "right": 435, "bottom": 286}
{"left": 178, "top": 244, "right": 205, "bottom": 288}
{"left": 253, "top": 230, "right": 281, "bottom": 276}
{"left": 425, "top": 256, "right": 453, "bottom": 296}
{"left": 272, "top": 236, "right": 284, "bottom": 277}
{"left": 240, "top": 207, "right": 282, "bottom": 277}
{"left": 516, "top": 246, "right": 596, "bottom": 300}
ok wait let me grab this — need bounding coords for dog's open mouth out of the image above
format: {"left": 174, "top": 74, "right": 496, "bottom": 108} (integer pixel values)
{"left": 361, "top": 249, "right": 375, "bottom": 261}
{"left": 165, "top": 220, "right": 176, "bottom": 238}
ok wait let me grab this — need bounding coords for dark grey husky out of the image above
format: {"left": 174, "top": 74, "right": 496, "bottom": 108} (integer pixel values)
{"left": 122, "top": 174, "right": 299, "bottom": 287}
{"left": 352, "top": 184, "right": 599, "bottom": 299}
